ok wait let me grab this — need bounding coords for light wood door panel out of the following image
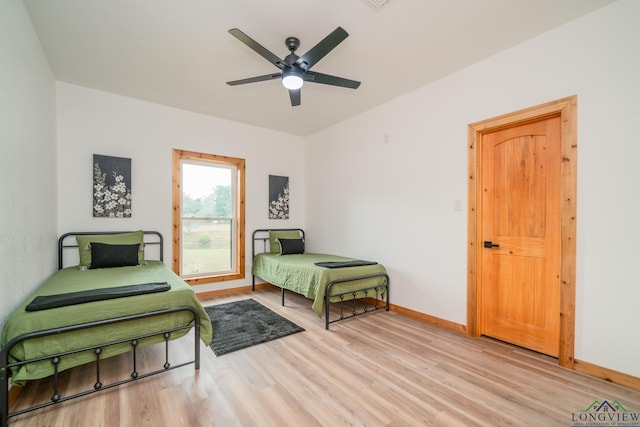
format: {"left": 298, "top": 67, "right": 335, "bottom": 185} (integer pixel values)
{"left": 480, "top": 116, "right": 561, "bottom": 357}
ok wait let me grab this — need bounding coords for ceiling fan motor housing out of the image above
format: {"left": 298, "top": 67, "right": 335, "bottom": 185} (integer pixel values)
{"left": 285, "top": 37, "right": 300, "bottom": 52}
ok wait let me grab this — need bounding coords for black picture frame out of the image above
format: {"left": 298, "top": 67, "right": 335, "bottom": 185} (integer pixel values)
{"left": 268, "top": 175, "right": 289, "bottom": 219}
{"left": 92, "top": 154, "right": 132, "bottom": 218}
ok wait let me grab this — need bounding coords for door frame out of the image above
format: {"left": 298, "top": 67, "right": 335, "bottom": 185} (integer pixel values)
{"left": 467, "top": 95, "right": 577, "bottom": 369}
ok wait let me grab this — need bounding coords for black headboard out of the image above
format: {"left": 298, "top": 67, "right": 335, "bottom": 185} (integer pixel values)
{"left": 57, "top": 231, "right": 163, "bottom": 270}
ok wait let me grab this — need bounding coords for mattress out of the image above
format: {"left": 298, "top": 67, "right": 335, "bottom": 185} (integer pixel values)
{"left": 1, "top": 260, "right": 212, "bottom": 384}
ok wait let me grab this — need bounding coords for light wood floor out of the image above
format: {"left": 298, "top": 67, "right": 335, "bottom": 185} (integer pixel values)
{"left": 9, "top": 287, "right": 640, "bottom": 426}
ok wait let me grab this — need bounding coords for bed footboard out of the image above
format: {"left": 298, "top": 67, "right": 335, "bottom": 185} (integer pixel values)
{"left": 325, "top": 273, "right": 390, "bottom": 329}
{"left": 1, "top": 306, "right": 200, "bottom": 427}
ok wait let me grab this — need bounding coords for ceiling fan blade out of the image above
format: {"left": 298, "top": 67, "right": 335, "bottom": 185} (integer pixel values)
{"left": 228, "top": 28, "right": 285, "bottom": 69}
{"left": 289, "top": 89, "right": 301, "bottom": 106}
{"left": 304, "top": 71, "right": 361, "bottom": 89}
{"left": 226, "top": 73, "right": 281, "bottom": 86}
{"left": 295, "top": 27, "right": 349, "bottom": 71}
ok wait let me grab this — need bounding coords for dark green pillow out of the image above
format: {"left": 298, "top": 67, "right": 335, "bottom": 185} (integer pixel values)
{"left": 90, "top": 243, "right": 140, "bottom": 269}
{"left": 277, "top": 238, "right": 305, "bottom": 255}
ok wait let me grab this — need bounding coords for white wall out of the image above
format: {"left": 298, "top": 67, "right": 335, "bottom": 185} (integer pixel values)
{"left": 56, "top": 83, "right": 306, "bottom": 293}
{"left": 6, "top": 0, "right": 638, "bottom": 381}
{"left": 0, "top": 1, "right": 57, "bottom": 332}
{"left": 306, "top": 0, "right": 640, "bottom": 377}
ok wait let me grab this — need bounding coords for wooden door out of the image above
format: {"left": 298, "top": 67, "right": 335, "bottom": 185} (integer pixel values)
{"left": 479, "top": 115, "right": 561, "bottom": 357}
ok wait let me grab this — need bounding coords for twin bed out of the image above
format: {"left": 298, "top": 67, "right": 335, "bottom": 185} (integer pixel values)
{"left": 252, "top": 229, "right": 390, "bottom": 329}
{"left": 1, "top": 228, "right": 389, "bottom": 425}
{"left": 1, "top": 231, "right": 212, "bottom": 427}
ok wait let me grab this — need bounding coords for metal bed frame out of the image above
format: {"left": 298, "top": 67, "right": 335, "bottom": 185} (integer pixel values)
{"left": 1, "top": 231, "right": 201, "bottom": 427}
{"left": 251, "top": 228, "right": 390, "bottom": 329}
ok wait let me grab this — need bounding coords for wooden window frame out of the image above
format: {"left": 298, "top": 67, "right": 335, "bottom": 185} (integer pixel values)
{"left": 172, "top": 149, "right": 245, "bottom": 285}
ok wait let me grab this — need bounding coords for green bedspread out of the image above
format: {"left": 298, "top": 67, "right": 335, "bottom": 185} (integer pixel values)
{"left": 1, "top": 261, "right": 212, "bottom": 385}
{"left": 252, "top": 253, "right": 388, "bottom": 316}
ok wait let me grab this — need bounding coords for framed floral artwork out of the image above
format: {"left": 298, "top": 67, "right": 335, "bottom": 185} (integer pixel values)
{"left": 93, "top": 154, "right": 132, "bottom": 218}
{"left": 268, "top": 175, "right": 289, "bottom": 219}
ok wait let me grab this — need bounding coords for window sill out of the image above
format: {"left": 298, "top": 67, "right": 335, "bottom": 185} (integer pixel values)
{"left": 181, "top": 272, "right": 245, "bottom": 286}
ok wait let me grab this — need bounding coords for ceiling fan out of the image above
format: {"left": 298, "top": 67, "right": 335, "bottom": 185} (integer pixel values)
{"left": 226, "top": 27, "right": 361, "bottom": 107}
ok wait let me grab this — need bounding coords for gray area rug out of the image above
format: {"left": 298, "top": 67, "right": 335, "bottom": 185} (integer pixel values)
{"left": 205, "top": 299, "right": 304, "bottom": 356}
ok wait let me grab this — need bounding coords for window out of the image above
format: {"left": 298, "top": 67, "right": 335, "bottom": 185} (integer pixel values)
{"left": 172, "top": 149, "right": 245, "bottom": 284}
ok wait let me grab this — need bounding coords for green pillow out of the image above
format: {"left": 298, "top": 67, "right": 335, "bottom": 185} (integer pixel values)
{"left": 76, "top": 230, "right": 144, "bottom": 266}
{"left": 269, "top": 230, "right": 302, "bottom": 254}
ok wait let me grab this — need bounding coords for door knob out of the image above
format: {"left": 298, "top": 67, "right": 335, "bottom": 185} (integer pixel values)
{"left": 483, "top": 241, "right": 500, "bottom": 248}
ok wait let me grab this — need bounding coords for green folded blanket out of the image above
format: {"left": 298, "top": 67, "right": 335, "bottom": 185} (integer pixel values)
{"left": 25, "top": 282, "right": 170, "bottom": 311}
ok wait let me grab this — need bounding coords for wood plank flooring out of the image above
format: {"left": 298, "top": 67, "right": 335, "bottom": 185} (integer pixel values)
{"left": 9, "top": 287, "right": 640, "bottom": 426}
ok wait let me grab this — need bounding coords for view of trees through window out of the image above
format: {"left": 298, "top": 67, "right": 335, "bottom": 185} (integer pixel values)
{"left": 182, "top": 185, "right": 231, "bottom": 218}
{"left": 180, "top": 162, "right": 234, "bottom": 276}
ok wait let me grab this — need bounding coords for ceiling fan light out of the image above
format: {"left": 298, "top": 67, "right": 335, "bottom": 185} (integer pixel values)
{"left": 282, "top": 73, "right": 303, "bottom": 90}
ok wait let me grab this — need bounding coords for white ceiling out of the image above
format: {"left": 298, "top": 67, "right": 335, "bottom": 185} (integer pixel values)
{"left": 24, "top": 0, "right": 616, "bottom": 136}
